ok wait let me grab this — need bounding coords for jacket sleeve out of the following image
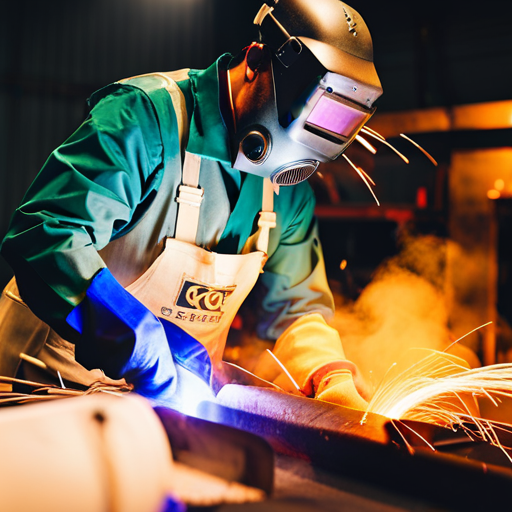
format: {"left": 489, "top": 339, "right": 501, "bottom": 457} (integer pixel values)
{"left": 255, "top": 181, "right": 335, "bottom": 341}
{"left": 0, "top": 84, "right": 165, "bottom": 337}
{"left": 251, "top": 184, "right": 369, "bottom": 409}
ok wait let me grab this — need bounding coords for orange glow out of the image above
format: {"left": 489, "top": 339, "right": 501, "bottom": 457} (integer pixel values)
{"left": 494, "top": 179, "right": 505, "bottom": 191}
{"left": 360, "top": 323, "right": 512, "bottom": 463}
{"left": 368, "top": 100, "right": 512, "bottom": 139}
{"left": 487, "top": 189, "right": 501, "bottom": 199}
{"left": 340, "top": 259, "right": 347, "bottom": 270}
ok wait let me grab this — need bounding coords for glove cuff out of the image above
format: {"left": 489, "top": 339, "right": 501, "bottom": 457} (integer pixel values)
{"left": 305, "top": 360, "right": 360, "bottom": 397}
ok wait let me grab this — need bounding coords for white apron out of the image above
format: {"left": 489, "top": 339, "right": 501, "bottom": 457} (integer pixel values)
{"left": 0, "top": 74, "right": 277, "bottom": 394}
{"left": 127, "top": 151, "right": 276, "bottom": 385}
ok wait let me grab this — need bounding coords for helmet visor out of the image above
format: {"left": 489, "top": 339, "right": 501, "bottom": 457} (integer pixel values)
{"left": 286, "top": 71, "right": 379, "bottom": 161}
{"left": 305, "top": 91, "right": 373, "bottom": 142}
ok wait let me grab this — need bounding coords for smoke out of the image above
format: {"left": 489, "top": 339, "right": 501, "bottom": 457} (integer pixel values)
{"left": 331, "top": 234, "right": 482, "bottom": 395}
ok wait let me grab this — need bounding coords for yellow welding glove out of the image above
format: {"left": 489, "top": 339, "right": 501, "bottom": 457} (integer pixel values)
{"left": 253, "top": 313, "right": 369, "bottom": 410}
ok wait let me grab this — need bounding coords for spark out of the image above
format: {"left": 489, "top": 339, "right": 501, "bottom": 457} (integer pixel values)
{"left": 443, "top": 321, "right": 493, "bottom": 353}
{"left": 57, "top": 371, "right": 66, "bottom": 389}
{"left": 342, "top": 154, "right": 380, "bottom": 206}
{"left": 19, "top": 352, "right": 47, "bottom": 370}
{"left": 265, "top": 349, "right": 303, "bottom": 394}
{"left": 357, "top": 166, "right": 376, "bottom": 186}
{"left": 20, "top": 352, "right": 67, "bottom": 389}
{"left": 400, "top": 133, "right": 438, "bottom": 166}
{"left": 390, "top": 419, "right": 415, "bottom": 455}
{"left": 360, "top": 128, "right": 410, "bottom": 164}
{"left": 366, "top": 347, "right": 512, "bottom": 460}
{"left": 355, "top": 134, "right": 377, "bottom": 154}
{"left": 398, "top": 418, "right": 436, "bottom": 452}
{"left": 361, "top": 126, "right": 386, "bottom": 141}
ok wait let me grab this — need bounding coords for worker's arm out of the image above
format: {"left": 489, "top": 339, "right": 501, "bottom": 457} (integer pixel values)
{"left": 1, "top": 84, "right": 164, "bottom": 329}
{"left": 253, "top": 183, "right": 369, "bottom": 409}
{"left": 255, "top": 182, "right": 335, "bottom": 340}
{"left": 1, "top": 84, "right": 177, "bottom": 402}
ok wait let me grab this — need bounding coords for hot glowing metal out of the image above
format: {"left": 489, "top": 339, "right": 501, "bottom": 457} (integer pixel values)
{"left": 238, "top": 316, "right": 512, "bottom": 463}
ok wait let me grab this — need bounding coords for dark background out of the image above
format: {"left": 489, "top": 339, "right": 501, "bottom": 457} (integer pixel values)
{"left": 2, "top": 0, "right": 512, "bottom": 289}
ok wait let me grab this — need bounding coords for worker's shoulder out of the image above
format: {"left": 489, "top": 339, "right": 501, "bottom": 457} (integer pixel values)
{"left": 87, "top": 69, "right": 190, "bottom": 110}
{"left": 119, "top": 69, "right": 191, "bottom": 93}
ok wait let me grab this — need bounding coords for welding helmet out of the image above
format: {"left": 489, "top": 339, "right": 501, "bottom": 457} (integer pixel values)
{"left": 226, "top": 0, "right": 383, "bottom": 187}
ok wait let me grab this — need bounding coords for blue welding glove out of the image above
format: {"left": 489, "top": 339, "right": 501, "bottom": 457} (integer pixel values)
{"left": 66, "top": 267, "right": 177, "bottom": 405}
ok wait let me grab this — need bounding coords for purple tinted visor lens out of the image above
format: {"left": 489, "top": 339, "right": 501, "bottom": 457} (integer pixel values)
{"left": 306, "top": 93, "right": 371, "bottom": 140}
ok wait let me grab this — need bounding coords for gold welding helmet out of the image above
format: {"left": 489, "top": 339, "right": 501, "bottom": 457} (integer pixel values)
{"left": 226, "top": 0, "right": 383, "bottom": 187}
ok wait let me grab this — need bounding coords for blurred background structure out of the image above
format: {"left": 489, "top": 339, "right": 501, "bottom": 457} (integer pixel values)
{"left": 1, "top": 0, "right": 512, "bottom": 364}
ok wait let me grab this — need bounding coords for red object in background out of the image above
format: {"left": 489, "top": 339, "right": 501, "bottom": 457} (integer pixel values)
{"left": 231, "top": 314, "right": 243, "bottom": 330}
{"left": 416, "top": 186, "right": 428, "bottom": 209}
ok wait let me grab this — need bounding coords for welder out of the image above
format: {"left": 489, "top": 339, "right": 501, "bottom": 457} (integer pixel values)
{"left": 0, "top": 0, "right": 382, "bottom": 409}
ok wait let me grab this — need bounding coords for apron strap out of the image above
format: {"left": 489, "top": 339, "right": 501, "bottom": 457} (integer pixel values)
{"left": 174, "top": 151, "right": 204, "bottom": 244}
{"left": 175, "top": 153, "right": 276, "bottom": 253}
{"left": 241, "top": 177, "right": 276, "bottom": 256}
{"left": 256, "top": 178, "right": 277, "bottom": 253}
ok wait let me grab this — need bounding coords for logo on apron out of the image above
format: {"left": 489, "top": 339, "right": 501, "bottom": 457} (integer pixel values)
{"left": 160, "top": 277, "right": 236, "bottom": 324}
{"left": 176, "top": 279, "right": 236, "bottom": 312}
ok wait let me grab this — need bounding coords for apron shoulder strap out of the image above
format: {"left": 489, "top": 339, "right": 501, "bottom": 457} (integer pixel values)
{"left": 174, "top": 152, "right": 204, "bottom": 244}
{"left": 144, "top": 73, "right": 204, "bottom": 244}
{"left": 256, "top": 178, "right": 277, "bottom": 253}
{"left": 241, "top": 177, "right": 276, "bottom": 255}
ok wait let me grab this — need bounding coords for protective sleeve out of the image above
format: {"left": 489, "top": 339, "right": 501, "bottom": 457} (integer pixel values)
{"left": 252, "top": 313, "right": 370, "bottom": 410}
{"left": 254, "top": 181, "right": 335, "bottom": 341}
{"left": 0, "top": 84, "right": 164, "bottom": 338}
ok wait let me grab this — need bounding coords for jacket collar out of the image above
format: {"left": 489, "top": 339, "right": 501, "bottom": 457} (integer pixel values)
{"left": 183, "top": 54, "right": 233, "bottom": 164}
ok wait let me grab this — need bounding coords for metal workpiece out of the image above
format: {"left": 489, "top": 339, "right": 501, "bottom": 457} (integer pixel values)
{"left": 197, "top": 385, "right": 512, "bottom": 511}
{"left": 154, "top": 405, "right": 274, "bottom": 495}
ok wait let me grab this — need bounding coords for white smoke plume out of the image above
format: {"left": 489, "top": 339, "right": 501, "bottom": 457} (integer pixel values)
{"left": 331, "top": 234, "right": 482, "bottom": 396}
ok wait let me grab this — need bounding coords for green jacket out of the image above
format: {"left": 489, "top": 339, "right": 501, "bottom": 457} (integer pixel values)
{"left": 1, "top": 55, "right": 334, "bottom": 341}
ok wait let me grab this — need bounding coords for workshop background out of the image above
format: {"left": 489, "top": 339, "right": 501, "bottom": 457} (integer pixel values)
{"left": 1, "top": 0, "right": 512, "bottom": 365}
